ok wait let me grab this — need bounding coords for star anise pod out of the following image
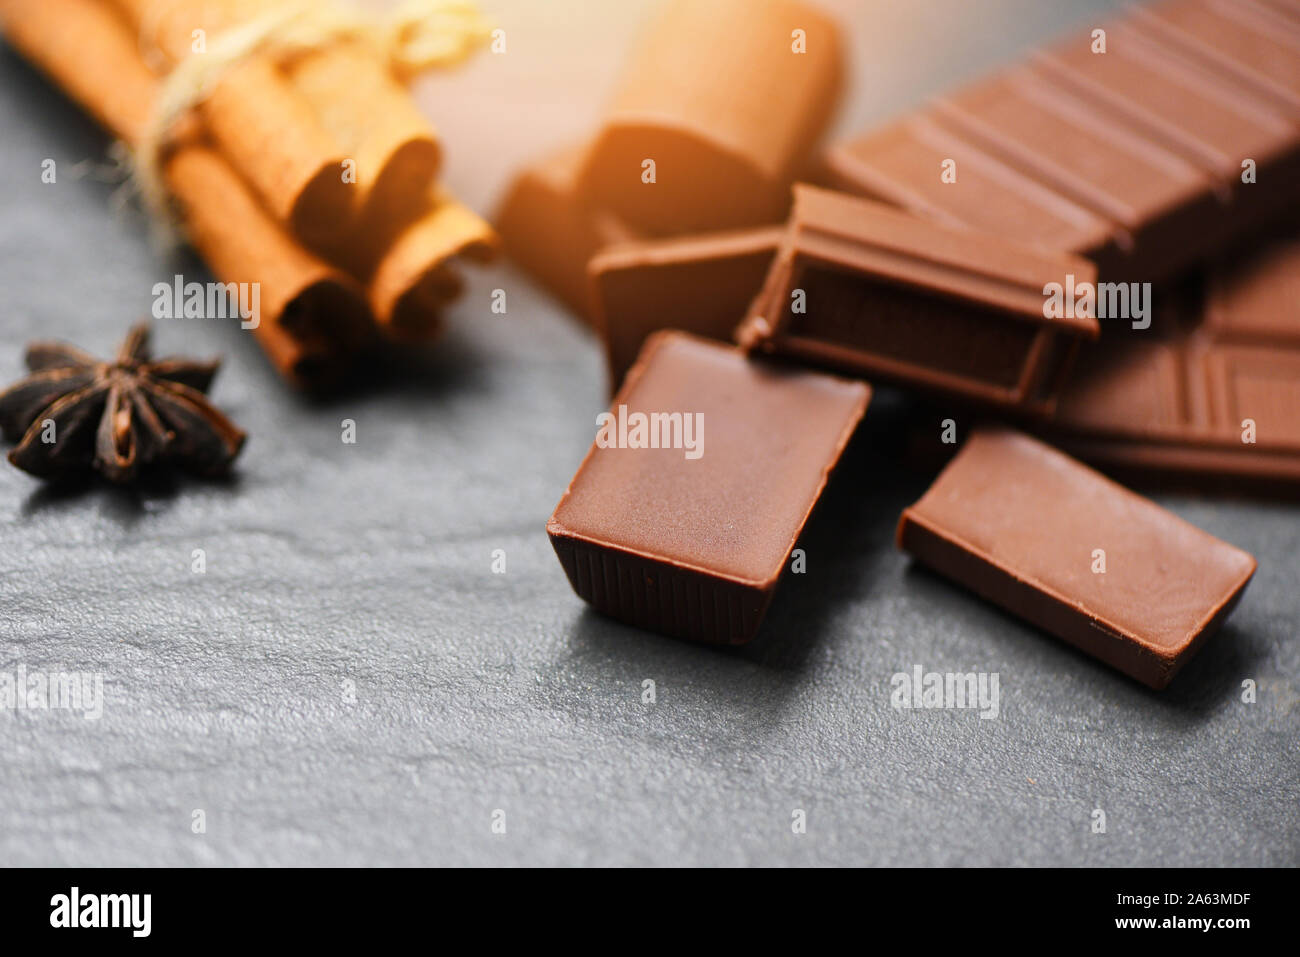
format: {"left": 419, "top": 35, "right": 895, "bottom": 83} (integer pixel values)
{"left": 0, "top": 323, "right": 246, "bottom": 483}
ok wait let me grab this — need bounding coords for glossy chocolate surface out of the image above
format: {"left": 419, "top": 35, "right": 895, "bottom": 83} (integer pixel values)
{"left": 897, "top": 428, "right": 1257, "bottom": 688}
{"left": 548, "top": 331, "right": 869, "bottom": 644}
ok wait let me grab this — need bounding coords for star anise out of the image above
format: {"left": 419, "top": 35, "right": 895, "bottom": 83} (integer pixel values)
{"left": 0, "top": 324, "right": 246, "bottom": 483}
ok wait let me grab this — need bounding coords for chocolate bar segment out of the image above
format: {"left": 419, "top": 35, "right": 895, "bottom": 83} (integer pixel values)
{"left": 820, "top": 114, "right": 1124, "bottom": 275}
{"left": 931, "top": 65, "right": 1223, "bottom": 281}
{"left": 589, "top": 226, "right": 782, "bottom": 389}
{"left": 737, "top": 186, "right": 1098, "bottom": 412}
{"left": 548, "top": 331, "right": 869, "bottom": 645}
{"left": 1047, "top": 234, "right": 1300, "bottom": 485}
{"left": 494, "top": 142, "right": 640, "bottom": 322}
{"left": 897, "top": 428, "right": 1257, "bottom": 689}
{"left": 580, "top": 0, "right": 844, "bottom": 234}
{"left": 1132, "top": 0, "right": 1300, "bottom": 119}
{"left": 1031, "top": 20, "right": 1300, "bottom": 218}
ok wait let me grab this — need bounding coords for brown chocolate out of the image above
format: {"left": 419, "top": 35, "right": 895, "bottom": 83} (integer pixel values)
{"left": 1133, "top": 0, "right": 1300, "bottom": 119}
{"left": 737, "top": 186, "right": 1099, "bottom": 412}
{"left": 1030, "top": 20, "right": 1300, "bottom": 224}
{"left": 931, "top": 65, "right": 1224, "bottom": 282}
{"left": 822, "top": 7, "right": 1300, "bottom": 284}
{"left": 820, "top": 114, "right": 1126, "bottom": 276}
{"left": 494, "top": 142, "right": 640, "bottom": 322}
{"left": 1046, "top": 234, "right": 1300, "bottom": 485}
{"left": 548, "top": 331, "right": 869, "bottom": 645}
{"left": 580, "top": 0, "right": 844, "bottom": 234}
{"left": 1257, "top": 0, "right": 1300, "bottom": 26}
{"left": 897, "top": 428, "right": 1257, "bottom": 689}
{"left": 589, "top": 227, "right": 782, "bottom": 389}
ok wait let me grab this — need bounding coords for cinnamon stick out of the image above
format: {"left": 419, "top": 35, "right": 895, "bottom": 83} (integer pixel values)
{"left": 108, "top": 0, "right": 353, "bottom": 247}
{"left": 368, "top": 189, "right": 499, "bottom": 340}
{"left": 285, "top": 38, "right": 442, "bottom": 228}
{"left": 0, "top": 0, "right": 370, "bottom": 387}
{"left": 165, "top": 144, "right": 372, "bottom": 387}
{"left": 0, "top": 0, "right": 153, "bottom": 145}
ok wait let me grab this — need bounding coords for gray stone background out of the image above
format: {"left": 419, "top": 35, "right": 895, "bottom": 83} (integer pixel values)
{"left": 0, "top": 0, "right": 1295, "bottom": 866}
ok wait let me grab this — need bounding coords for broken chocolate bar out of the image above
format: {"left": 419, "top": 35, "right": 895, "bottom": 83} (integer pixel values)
{"left": 1133, "top": 0, "right": 1300, "bottom": 119}
{"left": 820, "top": 114, "right": 1126, "bottom": 276}
{"left": 822, "top": 4, "right": 1300, "bottom": 283}
{"left": 588, "top": 226, "right": 782, "bottom": 389}
{"left": 931, "top": 65, "right": 1223, "bottom": 282}
{"left": 1046, "top": 233, "right": 1300, "bottom": 486}
{"left": 548, "top": 331, "right": 869, "bottom": 645}
{"left": 897, "top": 428, "right": 1257, "bottom": 689}
{"left": 1031, "top": 19, "right": 1300, "bottom": 213}
{"left": 736, "top": 185, "right": 1099, "bottom": 412}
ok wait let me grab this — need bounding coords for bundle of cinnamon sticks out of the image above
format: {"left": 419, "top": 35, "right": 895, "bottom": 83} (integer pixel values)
{"left": 0, "top": 0, "right": 499, "bottom": 387}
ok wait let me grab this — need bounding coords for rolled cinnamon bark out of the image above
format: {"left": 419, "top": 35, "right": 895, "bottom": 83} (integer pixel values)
{"left": 108, "top": 0, "right": 353, "bottom": 247}
{"left": 0, "top": 0, "right": 154, "bottom": 145}
{"left": 368, "top": 189, "right": 499, "bottom": 340}
{"left": 0, "top": 0, "right": 370, "bottom": 387}
{"left": 165, "top": 144, "right": 373, "bottom": 387}
{"left": 285, "top": 38, "right": 442, "bottom": 229}
{"left": 580, "top": 0, "right": 845, "bottom": 234}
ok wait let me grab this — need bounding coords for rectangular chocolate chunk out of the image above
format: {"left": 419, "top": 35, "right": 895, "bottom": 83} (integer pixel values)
{"left": 820, "top": 114, "right": 1124, "bottom": 277}
{"left": 931, "top": 64, "right": 1223, "bottom": 281}
{"left": 588, "top": 226, "right": 782, "bottom": 390}
{"left": 736, "top": 185, "right": 1098, "bottom": 413}
{"left": 1046, "top": 233, "right": 1300, "bottom": 486}
{"left": 548, "top": 331, "right": 869, "bottom": 645}
{"left": 897, "top": 428, "right": 1257, "bottom": 689}
{"left": 494, "top": 142, "right": 640, "bottom": 323}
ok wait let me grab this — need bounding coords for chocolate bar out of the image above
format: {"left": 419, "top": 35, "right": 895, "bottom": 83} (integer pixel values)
{"left": 820, "top": 115, "right": 1125, "bottom": 276}
{"left": 736, "top": 186, "right": 1099, "bottom": 413}
{"left": 1046, "top": 233, "right": 1300, "bottom": 486}
{"left": 931, "top": 65, "right": 1223, "bottom": 281}
{"left": 1133, "top": 0, "right": 1300, "bottom": 119}
{"left": 494, "top": 142, "right": 639, "bottom": 322}
{"left": 1257, "top": 0, "right": 1300, "bottom": 26}
{"left": 588, "top": 226, "right": 782, "bottom": 389}
{"left": 548, "top": 331, "right": 869, "bottom": 645}
{"left": 1031, "top": 19, "right": 1300, "bottom": 225}
{"left": 897, "top": 428, "right": 1257, "bottom": 689}
{"left": 822, "top": 3, "right": 1300, "bottom": 283}
{"left": 580, "top": 0, "right": 843, "bottom": 234}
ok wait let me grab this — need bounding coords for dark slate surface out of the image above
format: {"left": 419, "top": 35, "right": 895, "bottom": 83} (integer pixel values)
{"left": 0, "top": 1, "right": 1296, "bottom": 867}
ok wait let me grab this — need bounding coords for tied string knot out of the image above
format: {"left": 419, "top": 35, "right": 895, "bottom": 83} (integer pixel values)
{"left": 133, "top": 0, "right": 493, "bottom": 243}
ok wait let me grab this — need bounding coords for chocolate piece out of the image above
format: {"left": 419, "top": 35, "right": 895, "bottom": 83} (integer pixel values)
{"left": 820, "top": 7, "right": 1300, "bottom": 283}
{"left": 1047, "top": 235, "right": 1300, "bottom": 485}
{"left": 548, "top": 331, "right": 869, "bottom": 645}
{"left": 589, "top": 227, "right": 782, "bottom": 389}
{"left": 1030, "top": 20, "right": 1300, "bottom": 223}
{"left": 580, "top": 0, "right": 844, "bottom": 234}
{"left": 737, "top": 186, "right": 1099, "bottom": 412}
{"left": 897, "top": 428, "right": 1257, "bottom": 689}
{"left": 1132, "top": 0, "right": 1300, "bottom": 119}
{"left": 1257, "top": 0, "right": 1300, "bottom": 26}
{"left": 820, "top": 114, "right": 1125, "bottom": 277}
{"left": 931, "top": 65, "right": 1223, "bottom": 281}
{"left": 494, "top": 142, "right": 639, "bottom": 322}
